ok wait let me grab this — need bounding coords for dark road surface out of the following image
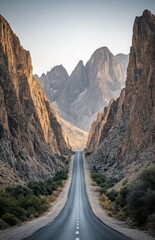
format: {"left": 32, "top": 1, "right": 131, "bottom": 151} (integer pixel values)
{"left": 26, "top": 152, "right": 130, "bottom": 240}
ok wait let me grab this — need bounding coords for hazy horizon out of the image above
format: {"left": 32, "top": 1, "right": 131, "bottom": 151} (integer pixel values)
{"left": 0, "top": 0, "right": 155, "bottom": 76}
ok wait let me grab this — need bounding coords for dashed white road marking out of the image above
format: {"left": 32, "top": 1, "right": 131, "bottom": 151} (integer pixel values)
{"left": 75, "top": 238, "right": 80, "bottom": 240}
{"left": 76, "top": 231, "right": 79, "bottom": 234}
{"left": 77, "top": 226, "right": 79, "bottom": 229}
{"left": 77, "top": 223, "right": 79, "bottom": 225}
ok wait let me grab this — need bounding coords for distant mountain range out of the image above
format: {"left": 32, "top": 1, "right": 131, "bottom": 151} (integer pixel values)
{"left": 34, "top": 48, "right": 129, "bottom": 131}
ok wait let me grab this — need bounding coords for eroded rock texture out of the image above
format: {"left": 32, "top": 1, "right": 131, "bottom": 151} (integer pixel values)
{"left": 0, "top": 15, "right": 70, "bottom": 188}
{"left": 87, "top": 10, "right": 155, "bottom": 186}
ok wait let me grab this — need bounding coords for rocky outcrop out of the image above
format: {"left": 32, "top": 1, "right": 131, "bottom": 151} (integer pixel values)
{"left": 86, "top": 98, "right": 119, "bottom": 153}
{"left": 35, "top": 65, "right": 69, "bottom": 103}
{"left": 87, "top": 10, "right": 155, "bottom": 185}
{"left": 35, "top": 48, "right": 128, "bottom": 131}
{"left": 67, "top": 60, "right": 88, "bottom": 104}
{"left": 0, "top": 15, "right": 70, "bottom": 188}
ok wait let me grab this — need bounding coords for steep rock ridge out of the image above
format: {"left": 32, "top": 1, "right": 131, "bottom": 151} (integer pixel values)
{"left": 0, "top": 15, "right": 69, "bottom": 188}
{"left": 66, "top": 48, "right": 128, "bottom": 130}
{"left": 35, "top": 48, "right": 128, "bottom": 131}
{"left": 67, "top": 60, "right": 88, "bottom": 104}
{"left": 87, "top": 10, "right": 155, "bottom": 185}
{"left": 86, "top": 98, "right": 119, "bottom": 153}
{"left": 28, "top": 78, "right": 69, "bottom": 155}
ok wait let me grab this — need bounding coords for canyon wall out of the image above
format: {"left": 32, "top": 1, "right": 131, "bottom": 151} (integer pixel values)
{"left": 0, "top": 15, "right": 70, "bottom": 188}
{"left": 87, "top": 10, "right": 155, "bottom": 185}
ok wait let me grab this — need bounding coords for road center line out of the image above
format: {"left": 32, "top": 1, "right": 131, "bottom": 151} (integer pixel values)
{"left": 76, "top": 231, "right": 79, "bottom": 234}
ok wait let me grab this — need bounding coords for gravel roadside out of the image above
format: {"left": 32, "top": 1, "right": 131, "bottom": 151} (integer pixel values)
{"left": 0, "top": 155, "right": 74, "bottom": 240}
{"left": 83, "top": 154, "right": 155, "bottom": 240}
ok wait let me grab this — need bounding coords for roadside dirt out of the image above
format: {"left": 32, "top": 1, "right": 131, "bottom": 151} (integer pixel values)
{"left": 83, "top": 154, "right": 155, "bottom": 240}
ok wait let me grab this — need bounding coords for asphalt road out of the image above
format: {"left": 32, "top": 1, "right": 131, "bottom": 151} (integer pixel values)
{"left": 26, "top": 152, "right": 130, "bottom": 240}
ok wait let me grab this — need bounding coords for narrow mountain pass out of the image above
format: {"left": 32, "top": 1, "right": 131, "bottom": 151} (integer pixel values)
{"left": 26, "top": 152, "right": 130, "bottom": 240}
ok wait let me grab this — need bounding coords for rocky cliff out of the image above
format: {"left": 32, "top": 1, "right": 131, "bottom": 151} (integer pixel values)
{"left": 0, "top": 15, "right": 70, "bottom": 188}
{"left": 35, "top": 65, "right": 69, "bottom": 103}
{"left": 35, "top": 48, "right": 128, "bottom": 131}
{"left": 86, "top": 98, "right": 119, "bottom": 153}
{"left": 87, "top": 10, "right": 155, "bottom": 186}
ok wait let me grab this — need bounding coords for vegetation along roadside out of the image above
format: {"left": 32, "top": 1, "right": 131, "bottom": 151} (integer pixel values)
{"left": 0, "top": 169, "right": 69, "bottom": 230}
{"left": 90, "top": 166, "right": 155, "bottom": 234}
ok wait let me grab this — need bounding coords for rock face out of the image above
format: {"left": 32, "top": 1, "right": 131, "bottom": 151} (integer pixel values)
{"left": 87, "top": 10, "right": 155, "bottom": 186}
{"left": 35, "top": 48, "right": 128, "bottom": 131}
{"left": 86, "top": 98, "right": 119, "bottom": 153}
{"left": 0, "top": 15, "right": 70, "bottom": 188}
{"left": 35, "top": 65, "right": 69, "bottom": 103}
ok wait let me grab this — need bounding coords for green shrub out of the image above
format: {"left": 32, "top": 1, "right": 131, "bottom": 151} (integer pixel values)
{"left": 27, "top": 181, "right": 45, "bottom": 196}
{"left": 0, "top": 169, "right": 68, "bottom": 229}
{"left": 139, "top": 167, "right": 155, "bottom": 190}
{"left": 10, "top": 203, "right": 27, "bottom": 221}
{"left": 111, "top": 166, "right": 155, "bottom": 228}
{"left": 91, "top": 172, "right": 106, "bottom": 185}
{"left": 53, "top": 171, "right": 68, "bottom": 182}
{"left": 6, "top": 185, "right": 33, "bottom": 199}
{"left": 115, "top": 185, "right": 129, "bottom": 209}
{"left": 0, "top": 219, "right": 9, "bottom": 229}
{"left": 127, "top": 182, "right": 155, "bottom": 226}
{"left": 91, "top": 172, "right": 115, "bottom": 195}
{"left": 107, "top": 189, "right": 118, "bottom": 202}
{"left": 0, "top": 192, "right": 11, "bottom": 217}
{"left": 147, "top": 213, "right": 155, "bottom": 232}
{"left": 2, "top": 213, "right": 20, "bottom": 226}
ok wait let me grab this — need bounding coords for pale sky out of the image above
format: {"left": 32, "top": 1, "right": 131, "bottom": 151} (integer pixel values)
{"left": 0, "top": 0, "right": 155, "bottom": 76}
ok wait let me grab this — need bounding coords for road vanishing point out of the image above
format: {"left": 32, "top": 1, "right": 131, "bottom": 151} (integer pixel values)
{"left": 26, "top": 152, "right": 130, "bottom": 240}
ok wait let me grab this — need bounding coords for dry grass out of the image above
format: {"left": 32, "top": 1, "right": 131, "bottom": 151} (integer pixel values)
{"left": 99, "top": 194, "right": 112, "bottom": 211}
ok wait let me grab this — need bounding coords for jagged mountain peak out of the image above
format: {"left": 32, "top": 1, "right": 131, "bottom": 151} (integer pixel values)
{"left": 75, "top": 60, "right": 84, "bottom": 68}
{"left": 47, "top": 65, "right": 69, "bottom": 78}
{"left": 87, "top": 47, "right": 113, "bottom": 64}
{"left": 142, "top": 9, "right": 154, "bottom": 18}
{"left": 35, "top": 46, "right": 128, "bottom": 130}
{"left": 93, "top": 46, "right": 112, "bottom": 54}
{"left": 49, "top": 64, "right": 68, "bottom": 73}
{"left": 70, "top": 60, "right": 85, "bottom": 76}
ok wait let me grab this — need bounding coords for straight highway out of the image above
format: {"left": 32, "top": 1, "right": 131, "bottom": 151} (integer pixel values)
{"left": 26, "top": 152, "right": 130, "bottom": 240}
